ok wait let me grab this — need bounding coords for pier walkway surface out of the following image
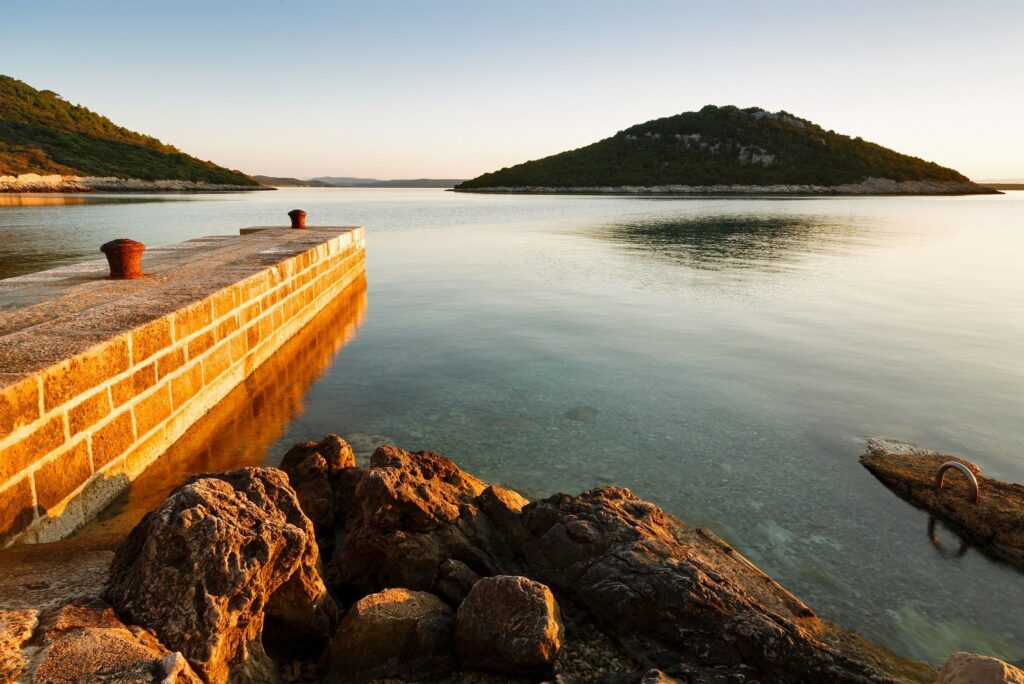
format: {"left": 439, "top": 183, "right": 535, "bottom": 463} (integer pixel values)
{"left": 0, "top": 225, "right": 366, "bottom": 545}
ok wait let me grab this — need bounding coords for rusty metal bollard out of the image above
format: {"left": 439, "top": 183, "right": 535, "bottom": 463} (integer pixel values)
{"left": 288, "top": 209, "right": 307, "bottom": 229}
{"left": 100, "top": 239, "right": 146, "bottom": 279}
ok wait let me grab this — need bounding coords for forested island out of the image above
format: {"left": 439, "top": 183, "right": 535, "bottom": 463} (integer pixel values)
{"left": 0, "top": 75, "right": 261, "bottom": 192}
{"left": 455, "top": 105, "right": 997, "bottom": 195}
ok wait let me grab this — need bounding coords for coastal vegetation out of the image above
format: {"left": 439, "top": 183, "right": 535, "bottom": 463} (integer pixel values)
{"left": 0, "top": 75, "right": 258, "bottom": 186}
{"left": 456, "top": 105, "right": 982, "bottom": 192}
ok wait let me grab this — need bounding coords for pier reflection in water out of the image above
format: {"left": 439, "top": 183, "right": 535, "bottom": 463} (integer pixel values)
{"left": 77, "top": 274, "right": 367, "bottom": 540}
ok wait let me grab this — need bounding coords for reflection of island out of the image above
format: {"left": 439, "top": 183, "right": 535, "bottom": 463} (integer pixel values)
{"left": 78, "top": 274, "right": 368, "bottom": 539}
{"left": 594, "top": 213, "right": 869, "bottom": 271}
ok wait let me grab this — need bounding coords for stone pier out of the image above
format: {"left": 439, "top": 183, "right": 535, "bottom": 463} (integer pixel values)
{"left": 0, "top": 225, "right": 366, "bottom": 545}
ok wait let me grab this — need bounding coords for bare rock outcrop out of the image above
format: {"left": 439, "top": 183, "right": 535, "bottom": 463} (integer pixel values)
{"left": 104, "top": 467, "right": 337, "bottom": 683}
{"left": 324, "top": 588, "right": 454, "bottom": 682}
{"left": 511, "top": 486, "right": 897, "bottom": 682}
{"left": 861, "top": 438, "right": 1024, "bottom": 568}
{"left": 455, "top": 575, "right": 562, "bottom": 675}
{"left": 329, "top": 445, "right": 527, "bottom": 597}
{"left": 936, "top": 651, "right": 1024, "bottom": 683}
{"left": 324, "top": 444, "right": 909, "bottom": 683}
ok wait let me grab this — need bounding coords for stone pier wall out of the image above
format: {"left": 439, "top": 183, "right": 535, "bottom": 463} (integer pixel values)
{"left": 0, "top": 226, "right": 366, "bottom": 545}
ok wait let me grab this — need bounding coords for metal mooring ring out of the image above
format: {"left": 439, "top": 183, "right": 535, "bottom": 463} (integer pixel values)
{"left": 935, "top": 461, "right": 979, "bottom": 503}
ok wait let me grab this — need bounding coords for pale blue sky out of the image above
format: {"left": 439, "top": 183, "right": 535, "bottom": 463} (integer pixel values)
{"left": 3, "top": 1, "right": 1022, "bottom": 179}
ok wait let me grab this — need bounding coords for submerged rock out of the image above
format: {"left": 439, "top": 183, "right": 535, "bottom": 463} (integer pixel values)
{"left": 937, "top": 651, "right": 1024, "bottom": 683}
{"left": 861, "top": 438, "right": 1024, "bottom": 568}
{"left": 565, "top": 406, "right": 598, "bottom": 422}
{"left": 455, "top": 575, "right": 563, "bottom": 675}
{"left": 104, "top": 467, "right": 337, "bottom": 684}
{"left": 324, "top": 588, "right": 454, "bottom": 682}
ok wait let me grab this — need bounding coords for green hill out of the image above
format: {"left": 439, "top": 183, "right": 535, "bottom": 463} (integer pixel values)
{"left": 456, "top": 105, "right": 990, "bottom": 194}
{"left": 0, "top": 75, "right": 258, "bottom": 186}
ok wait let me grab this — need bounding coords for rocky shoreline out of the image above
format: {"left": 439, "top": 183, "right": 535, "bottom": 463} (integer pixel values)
{"left": 0, "top": 173, "right": 271, "bottom": 193}
{"left": 452, "top": 178, "right": 1000, "bottom": 196}
{"left": 0, "top": 436, "right": 1020, "bottom": 683}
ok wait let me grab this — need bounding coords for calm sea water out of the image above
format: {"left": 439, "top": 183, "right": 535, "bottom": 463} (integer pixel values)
{"left": 2, "top": 189, "right": 1022, "bottom": 666}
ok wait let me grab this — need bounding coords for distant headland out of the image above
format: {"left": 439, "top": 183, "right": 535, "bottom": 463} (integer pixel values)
{"left": 0, "top": 75, "right": 264, "bottom": 192}
{"left": 253, "top": 175, "right": 464, "bottom": 188}
{"left": 454, "top": 105, "right": 999, "bottom": 196}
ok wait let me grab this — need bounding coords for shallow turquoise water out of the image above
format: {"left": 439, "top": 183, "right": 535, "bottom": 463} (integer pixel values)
{"left": 2, "top": 188, "right": 1022, "bottom": 665}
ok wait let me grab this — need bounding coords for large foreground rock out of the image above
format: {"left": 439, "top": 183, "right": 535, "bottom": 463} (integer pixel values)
{"left": 937, "top": 652, "right": 1024, "bottom": 683}
{"left": 455, "top": 575, "right": 562, "bottom": 675}
{"left": 104, "top": 467, "right": 337, "bottom": 683}
{"left": 328, "top": 444, "right": 918, "bottom": 683}
{"left": 861, "top": 438, "right": 1024, "bottom": 568}
{"left": 324, "top": 588, "right": 454, "bottom": 682}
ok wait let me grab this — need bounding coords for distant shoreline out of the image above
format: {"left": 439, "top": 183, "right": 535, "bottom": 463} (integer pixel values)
{"left": 0, "top": 174, "right": 271, "bottom": 193}
{"left": 452, "top": 178, "right": 1000, "bottom": 196}
{"left": 980, "top": 183, "right": 1024, "bottom": 190}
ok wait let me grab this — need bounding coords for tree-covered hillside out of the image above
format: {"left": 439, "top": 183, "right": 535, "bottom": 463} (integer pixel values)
{"left": 0, "top": 75, "right": 258, "bottom": 185}
{"left": 456, "top": 105, "right": 973, "bottom": 190}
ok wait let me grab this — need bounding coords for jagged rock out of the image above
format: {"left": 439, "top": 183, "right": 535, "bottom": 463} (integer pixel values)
{"left": 104, "top": 467, "right": 337, "bottom": 684}
{"left": 511, "top": 486, "right": 894, "bottom": 682}
{"left": 861, "top": 438, "right": 1024, "bottom": 568}
{"left": 29, "top": 602, "right": 200, "bottom": 683}
{"left": 431, "top": 559, "right": 481, "bottom": 606}
{"left": 936, "top": 652, "right": 1024, "bottom": 683}
{"left": 324, "top": 588, "right": 455, "bottom": 682}
{"left": 279, "top": 435, "right": 353, "bottom": 531}
{"left": 330, "top": 445, "right": 527, "bottom": 596}
{"left": 324, "top": 444, "right": 906, "bottom": 682}
{"left": 0, "top": 608, "right": 36, "bottom": 681}
{"left": 455, "top": 575, "right": 562, "bottom": 675}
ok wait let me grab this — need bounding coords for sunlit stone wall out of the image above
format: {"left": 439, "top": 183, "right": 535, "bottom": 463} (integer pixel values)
{"left": 0, "top": 226, "right": 366, "bottom": 545}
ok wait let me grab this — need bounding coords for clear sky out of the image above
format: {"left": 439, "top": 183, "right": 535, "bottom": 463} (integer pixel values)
{"left": 3, "top": 1, "right": 1022, "bottom": 180}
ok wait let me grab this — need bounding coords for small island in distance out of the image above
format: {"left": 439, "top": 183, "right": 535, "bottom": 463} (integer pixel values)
{"left": 455, "top": 105, "right": 999, "bottom": 195}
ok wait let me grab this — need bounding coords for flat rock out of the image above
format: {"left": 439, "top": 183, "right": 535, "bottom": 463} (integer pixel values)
{"left": 324, "top": 587, "right": 454, "bottom": 682}
{"left": 937, "top": 652, "right": 1024, "bottom": 683}
{"left": 26, "top": 602, "right": 200, "bottom": 683}
{"left": 456, "top": 575, "right": 563, "bottom": 675}
{"left": 104, "top": 467, "right": 337, "bottom": 683}
{"left": 0, "top": 609, "right": 36, "bottom": 682}
{"left": 861, "top": 438, "right": 1024, "bottom": 568}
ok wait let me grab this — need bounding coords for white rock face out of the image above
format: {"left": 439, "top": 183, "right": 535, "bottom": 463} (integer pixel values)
{"left": 936, "top": 652, "right": 1024, "bottom": 684}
